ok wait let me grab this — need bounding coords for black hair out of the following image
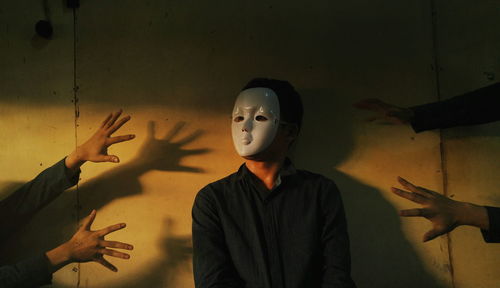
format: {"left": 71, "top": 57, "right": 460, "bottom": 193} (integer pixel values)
{"left": 242, "top": 78, "right": 303, "bottom": 130}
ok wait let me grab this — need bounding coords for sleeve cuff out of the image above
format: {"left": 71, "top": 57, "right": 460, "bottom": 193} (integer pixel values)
{"left": 480, "top": 206, "right": 500, "bottom": 243}
{"left": 409, "top": 104, "right": 442, "bottom": 133}
{"left": 59, "top": 157, "right": 81, "bottom": 187}
{"left": 9, "top": 254, "right": 53, "bottom": 287}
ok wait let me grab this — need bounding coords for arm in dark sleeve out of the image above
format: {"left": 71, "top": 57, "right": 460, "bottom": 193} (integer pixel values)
{"left": 321, "top": 181, "right": 356, "bottom": 288}
{"left": 192, "top": 186, "right": 245, "bottom": 288}
{"left": 0, "top": 254, "right": 52, "bottom": 288}
{"left": 410, "top": 82, "right": 500, "bottom": 132}
{"left": 481, "top": 206, "right": 500, "bottom": 243}
{"left": 0, "top": 158, "right": 80, "bottom": 242}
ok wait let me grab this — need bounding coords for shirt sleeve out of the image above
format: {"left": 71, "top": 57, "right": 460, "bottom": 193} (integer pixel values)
{"left": 0, "top": 158, "right": 80, "bottom": 243}
{"left": 409, "top": 82, "right": 500, "bottom": 133}
{"left": 320, "top": 181, "right": 357, "bottom": 288}
{"left": 192, "top": 186, "right": 245, "bottom": 288}
{"left": 0, "top": 253, "right": 53, "bottom": 288}
{"left": 481, "top": 206, "right": 500, "bottom": 243}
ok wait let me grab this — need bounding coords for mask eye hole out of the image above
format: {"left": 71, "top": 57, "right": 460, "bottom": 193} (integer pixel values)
{"left": 234, "top": 116, "right": 244, "bottom": 122}
{"left": 255, "top": 115, "right": 268, "bottom": 122}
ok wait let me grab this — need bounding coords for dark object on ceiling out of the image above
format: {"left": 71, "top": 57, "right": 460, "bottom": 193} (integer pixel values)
{"left": 67, "top": 0, "right": 80, "bottom": 8}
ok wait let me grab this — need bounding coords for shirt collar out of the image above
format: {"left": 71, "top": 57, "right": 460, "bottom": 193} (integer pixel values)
{"left": 237, "top": 158, "right": 297, "bottom": 189}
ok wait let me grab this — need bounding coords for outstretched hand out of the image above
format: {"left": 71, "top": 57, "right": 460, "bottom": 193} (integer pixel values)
{"left": 65, "top": 110, "right": 135, "bottom": 170}
{"left": 391, "top": 177, "right": 489, "bottom": 242}
{"left": 354, "top": 98, "right": 414, "bottom": 125}
{"left": 46, "top": 210, "right": 133, "bottom": 272}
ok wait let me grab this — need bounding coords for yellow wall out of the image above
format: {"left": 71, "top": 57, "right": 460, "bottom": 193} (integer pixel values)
{"left": 0, "top": 1, "right": 498, "bottom": 287}
{"left": 433, "top": 2, "right": 500, "bottom": 287}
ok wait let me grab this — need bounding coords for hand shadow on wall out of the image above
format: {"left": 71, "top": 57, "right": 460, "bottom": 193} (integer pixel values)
{"left": 293, "top": 89, "right": 447, "bottom": 288}
{"left": 78, "top": 120, "right": 210, "bottom": 212}
{"left": 0, "top": 121, "right": 207, "bottom": 286}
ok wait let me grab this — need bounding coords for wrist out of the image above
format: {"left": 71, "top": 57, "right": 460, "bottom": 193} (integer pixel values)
{"left": 65, "top": 148, "right": 86, "bottom": 171}
{"left": 456, "top": 202, "right": 489, "bottom": 230}
{"left": 46, "top": 242, "right": 72, "bottom": 273}
{"left": 405, "top": 108, "right": 415, "bottom": 123}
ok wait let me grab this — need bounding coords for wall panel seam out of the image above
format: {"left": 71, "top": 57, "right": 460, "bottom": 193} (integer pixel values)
{"left": 430, "top": 0, "right": 455, "bottom": 286}
{"left": 72, "top": 5, "right": 81, "bottom": 288}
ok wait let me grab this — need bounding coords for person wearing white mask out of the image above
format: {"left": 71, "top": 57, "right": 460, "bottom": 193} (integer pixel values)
{"left": 192, "top": 78, "right": 356, "bottom": 288}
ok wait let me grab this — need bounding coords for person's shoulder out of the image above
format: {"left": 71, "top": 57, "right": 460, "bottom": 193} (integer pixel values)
{"left": 197, "top": 170, "right": 241, "bottom": 196}
{"left": 194, "top": 170, "right": 242, "bottom": 209}
{"left": 207, "top": 172, "right": 239, "bottom": 189}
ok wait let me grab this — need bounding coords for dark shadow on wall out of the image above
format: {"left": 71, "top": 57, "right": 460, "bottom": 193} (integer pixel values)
{"left": 0, "top": 121, "right": 205, "bottom": 286}
{"left": 294, "top": 89, "right": 447, "bottom": 288}
{"left": 77, "top": 120, "right": 210, "bottom": 214}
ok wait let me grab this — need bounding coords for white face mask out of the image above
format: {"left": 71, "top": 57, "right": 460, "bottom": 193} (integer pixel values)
{"left": 231, "top": 87, "right": 280, "bottom": 157}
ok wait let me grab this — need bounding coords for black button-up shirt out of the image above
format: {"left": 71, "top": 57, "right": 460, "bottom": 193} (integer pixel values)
{"left": 192, "top": 161, "right": 356, "bottom": 288}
